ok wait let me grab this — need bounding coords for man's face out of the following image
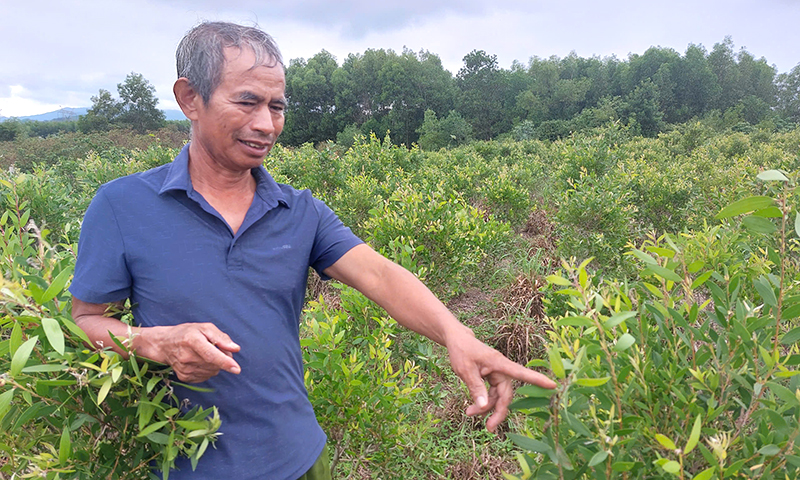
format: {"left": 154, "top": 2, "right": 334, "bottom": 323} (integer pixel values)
{"left": 191, "top": 47, "right": 286, "bottom": 172}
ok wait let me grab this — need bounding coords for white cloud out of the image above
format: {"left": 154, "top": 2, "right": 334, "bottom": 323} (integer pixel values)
{"left": 0, "top": 86, "right": 68, "bottom": 117}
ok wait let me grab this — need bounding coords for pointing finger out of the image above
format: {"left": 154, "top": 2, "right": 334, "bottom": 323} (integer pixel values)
{"left": 498, "top": 357, "right": 557, "bottom": 389}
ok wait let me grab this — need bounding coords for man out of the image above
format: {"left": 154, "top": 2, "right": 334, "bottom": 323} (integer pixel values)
{"left": 70, "top": 22, "right": 556, "bottom": 480}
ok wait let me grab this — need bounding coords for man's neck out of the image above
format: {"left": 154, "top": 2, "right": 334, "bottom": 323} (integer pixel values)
{"left": 186, "top": 141, "right": 257, "bottom": 199}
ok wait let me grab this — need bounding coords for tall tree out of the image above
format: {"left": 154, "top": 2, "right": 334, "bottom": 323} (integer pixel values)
{"left": 332, "top": 48, "right": 455, "bottom": 145}
{"left": 283, "top": 50, "right": 340, "bottom": 145}
{"left": 776, "top": 64, "right": 800, "bottom": 123}
{"left": 79, "top": 73, "right": 164, "bottom": 133}
{"left": 116, "top": 72, "right": 166, "bottom": 133}
{"left": 456, "top": 50, "right": 509, "bottom": 140}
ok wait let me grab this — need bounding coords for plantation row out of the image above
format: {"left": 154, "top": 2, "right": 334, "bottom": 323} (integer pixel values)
{"left": 0, "top": 124, "right": 799, "bottom": 478}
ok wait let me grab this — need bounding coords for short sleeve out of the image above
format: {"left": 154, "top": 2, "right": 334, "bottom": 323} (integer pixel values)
{"left": 69, "top": 187, "right": 133, "bottom": 304}
{"left": 308, "top": 197, "right": 363, "bottom": 279}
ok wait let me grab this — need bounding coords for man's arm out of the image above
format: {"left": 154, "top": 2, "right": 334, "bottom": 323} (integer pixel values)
{"left": 323, "top": 244, "right": 557, "bottom": 432}
{"left": 72, "top": 297, "right": 241, "bottom": 383}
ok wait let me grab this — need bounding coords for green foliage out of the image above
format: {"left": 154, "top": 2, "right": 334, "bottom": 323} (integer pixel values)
{"left": 0, "top": 119, "right": 23, "bottom": 142}
{"left": 302, "top": 286, "right": 426, "bottom": 475}
{"left": 0, "top": 205, "right": 219, "bottom": 479}
{"left": 506, "top": 170, "right": 800, "bottom": 479}
{"left": 3, "top": 124, "right": 800, "bottom": 479}
{"left": 417, "top": 109, "right": 472, "bottom": 151}
{"left": 0, "top": 128, "right": 186, "bottom": 171}
{"left": 555, "top": 172, "right": 636, "bottom": 274}
{"left": 0, "top": 146, "right": 177, "bottom": 238}
{"left": 364, "top": 185, "right": 512, "bottom": 299}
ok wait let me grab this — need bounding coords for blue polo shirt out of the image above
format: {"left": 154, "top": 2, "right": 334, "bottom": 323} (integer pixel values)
{"left": 70, "top": 144, "right": 363, "bottom": 480}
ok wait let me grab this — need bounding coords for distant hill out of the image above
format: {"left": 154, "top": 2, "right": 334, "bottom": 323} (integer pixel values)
{"left": 0, "top": 108, "right": 186, "bottom": 122}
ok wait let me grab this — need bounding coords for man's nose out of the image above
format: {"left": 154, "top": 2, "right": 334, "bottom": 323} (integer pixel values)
{"left": 252, "top": 107, "right": 276, "bottom": 135}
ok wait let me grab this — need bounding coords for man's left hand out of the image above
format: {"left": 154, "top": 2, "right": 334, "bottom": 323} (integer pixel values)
{"left": 446, "top": 328, "right": 557, "bottom": 432}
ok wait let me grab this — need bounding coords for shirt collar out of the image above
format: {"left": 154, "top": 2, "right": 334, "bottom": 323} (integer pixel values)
{"left": 159, "top": 143, "right": 289, "bottom": 208}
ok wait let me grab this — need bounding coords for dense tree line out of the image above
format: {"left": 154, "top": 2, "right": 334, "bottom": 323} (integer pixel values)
{"left": 283, "top": 37, "right": 800, "bottom": 147}
{"left": 2, "top": 38, "right": 797, "bottom": 148}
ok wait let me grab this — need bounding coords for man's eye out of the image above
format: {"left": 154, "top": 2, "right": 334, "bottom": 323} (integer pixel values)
{"left": 239, "top": 102, "right": 255, "bottom": 107}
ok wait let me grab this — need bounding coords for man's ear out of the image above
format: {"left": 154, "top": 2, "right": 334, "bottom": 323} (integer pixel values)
{"left": 173, "top": 78, "right": 203, "bottom": 121}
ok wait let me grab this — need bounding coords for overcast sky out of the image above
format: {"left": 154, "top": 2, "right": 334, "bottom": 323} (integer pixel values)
{"left": 1, "top": 0, "right": 798, "bottom": 117}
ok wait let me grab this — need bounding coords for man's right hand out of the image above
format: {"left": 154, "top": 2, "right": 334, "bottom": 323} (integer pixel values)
{"left": 137, "top": 323, "right": 241, "bottom": 383}
{"left": 72, "top": 297, "right": 241, "bottom": 384}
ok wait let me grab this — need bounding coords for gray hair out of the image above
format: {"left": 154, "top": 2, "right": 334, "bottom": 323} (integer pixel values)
{"left": 176, "top": 22, "right": 283, "bottom": 104}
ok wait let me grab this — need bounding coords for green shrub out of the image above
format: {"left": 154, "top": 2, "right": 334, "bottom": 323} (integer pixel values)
{"left": 505, "top": 170, "right": 800, "bottom": 479}
{"left": 302, "top": 285, "right": 426, "bottom": 476}
{"left": 555, "top": 172, "right": 636, "bottom": 274}
{"left": 364, "top": 185, "right": 512, "bottom": 299}
{"left": 0, "top": 208, "right": 219, "bottom": 479}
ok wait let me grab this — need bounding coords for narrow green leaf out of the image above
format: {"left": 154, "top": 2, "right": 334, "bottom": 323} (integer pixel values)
{"left": 612, "top": 462, "right": 635, "bottom": 472}
{"left": 588, "top": 450, "right": 609, "bottom": 467}
{"left": 41, "top": 268, "right": 73, "bottom": 304}
{"left": 42, "top": 317, "right": 65, "bottom": 355}
{"left": 138, "top": 402, "right": 156, "bottom": 431}
{"left": 759, "top": 345, "right": 776, "bottom": 368}
{"left": 555, "top": 443, "right": 574, "bottom": 470}
{"left": 548, "top": 347, "right": 565, "bottom": 379}
{"left": 194, "top": 438, "right": 210, "bottom": 469}
{"left": 546, "top": 275, "right": 571, "bottom": 286}
{"left": 781, "top": 326, "right": 800, "bottom": 345}
{"left": 58, "top": 427, "right": 71, "bottom": 465}
{"left": 795, "top": 212, "right": 800, "bottom": 239}
{"left": 575, "top": 377, "right": 611, "bottom": 387}
{"left": 752, "top": 206, "right": 783, "bottom": 218}
{"left": 716, "top": 196, "right": 775, "bottom": 219}
{"left": 10, "top": 336, "right": 38, "bottom": 377}
{"left": 509, "top": 397, "right": 550, "bottom": 410}
{"left": 662, "top": 460, "right": 680, "bottom": 473}
{"left": 97, "top": 376, "right": 112, "bottom": 405}
{"left": 684, "top": 415, "right": 702, "bottom": 454}
{"left": 555, "top": 316, "right": 594, "bottom": 327}
{"left": 629, "top": 249, "right": 657, "bottom": 265}
{"left": 766, "top": 381, "right": 800, "bottom": 406}
{"left": 0, "top": 388, "right": 15, "bottom": 420}
{"left": 687, "top": 260, "right": 705, "bottom": 273}
{"left": 692, "top": 467, "right": 716, "bottom": 480}
{"left": 645, "top": 246, "right": 676, "bottom": 258}
{"left": 147, "top": 432, "right": 170, "bottom": 445}
{"left": 754, "top": 276, "right": 778, "bottom": 307}
{"left": 9, "top": 321, "right": 21, "bottom": 359}
{"left": 655, "top": 433, "right": 677, "bottom": 450}
{"left": 643, "top": 264, "right": 682, "bottom": 283}
{"left": 137, "top": 420, "right": 170, "bottom": 438}
{"left": 724, "top": 459, "right": 746, "bottom": 477}
{"left": 758, "top": 444, "right": 780, "bottom": 456}
{"left": 691, "top": 271, "right": 713, "bottom": 290}
{"left": 614, "top": 333, "right": 636, "bottom": 352}
{"left": 22, "top": 364, "right": 67, "bottom": 373}
{"left": 61, "top": 318, "right": 92, "bottom": 345}
{"left": 757, "top": 169, "right": 789, "bottom": 182}
{"left": 171, "top": 381, "right": 215, "bottom": 393}
{"left": 516, "top": 385, "right": 556, "bottom": 398}
{"left": 175, "top": 420, "right": 208, "bottom": 430}
{"left": 526, "top": 359, "right": 549, "bottom": 368}
{"left": 507, "top": 433, "right": 552, "bottom": 454}
{"left": 605, "top": 311, "right": 636, "bottom": 329}
{"left": 783, "top": 303, "right": 800, "bottom": 321}
{"left": 742, "top": 215, "right": 777, "bottom": 234}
